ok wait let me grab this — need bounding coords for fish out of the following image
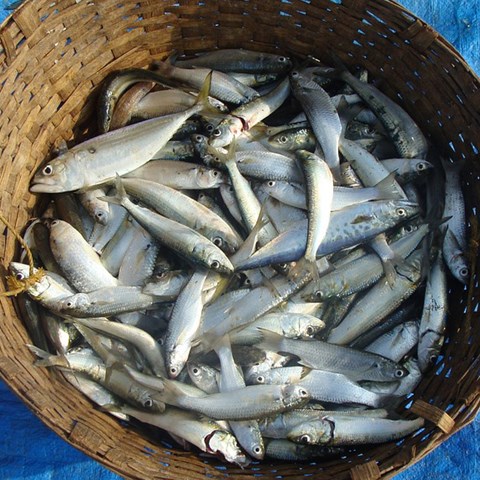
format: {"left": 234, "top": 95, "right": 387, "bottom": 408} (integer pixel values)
{"left": 30, "top": 74, "right": 214, "bottom": 193}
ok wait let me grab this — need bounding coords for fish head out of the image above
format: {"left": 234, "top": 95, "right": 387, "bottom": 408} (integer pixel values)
{"left": 446, "top": 250, "right": 469, "bottom": 285}
{"left": 58, "top": 293, "right": 90, "bottom": 314}
{"left": 166, "top": 343, "right": 190, "bottom": 378}
{"left": 190, "top": 133, "right": 210, "bottom": 156}
{"left": 30, "top": 155, "right": 85, "bottom": 193}
{"left": 370, "top": 358, "right": 410, "bottom": 382}
{"left": 46, "top": 218, "right": 74, "bottom": 239}
{"left": 209, "top": 118, "right": 242, "bottom": 148}
{"left": 207, "top": 96, "right": 229, "bottom": 113}
{"left": 8, "top": 262, "right": 49, "bottom": 298}
{"left": 414, "top": 159, "right": 434, "bottom": 175}
{"left": 284, "top": 316, "right": 324, "bottom": 338}
{"left": 246, "top": 368, "right": 272, "bottom": 385}
{"left": 243, "top": 427, "right": 265, "bottom": 460}
{"left": 207, "top": 430, "right": 250, "bottom": 467}
{"left": 387, "top": 199, "right": 420, "bottom": 222}
{"left": 268, "top": 132, "right": 296, "bottom": 151}
{"left": 282, "top": 384, "right": 311, "bottom": 408}
{"left": 136, "top": 390, "right": 165, "bottom": 412}
{"left": 200, "top": 246, "right": 234, "bottom": 274}
{"left": 196, "top": 167, "right": 225, "bottom": 188}
{"left": 287, "top": 419, "right": 332, "bottom": 445}
{"left": 187, "top": 362, "right": 217, "bottom": 389}
{"left": 418, "top": 330, "right": 444, "bottom": 373}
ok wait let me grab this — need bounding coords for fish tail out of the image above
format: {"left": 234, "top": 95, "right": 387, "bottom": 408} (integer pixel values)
{"left": 151, "top": 59, "right": 175, "bottom": 76}
{"left": 27, "top": 344, "right": 70, "bottom": 368}
{"left": 248, "top": 123, "right": 269, "bottom": 141}
{"left": 382, "top": 258, "right": 399, "bottom": 288}
{"left": 374, "top": 172, "right": 405, "bottom": 200}
{"left": 193, "top": 71, "right": 220, "bottom": 116}
{"left": 255, "top": 327, "right": 285, "bottom": 353}
{"left": 303, "top": 258, "right": 322, "bottom": 285}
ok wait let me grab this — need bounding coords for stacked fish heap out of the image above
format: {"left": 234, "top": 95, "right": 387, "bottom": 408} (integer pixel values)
{"left": 11, "top": 48, "right": 468, "bottom": 464}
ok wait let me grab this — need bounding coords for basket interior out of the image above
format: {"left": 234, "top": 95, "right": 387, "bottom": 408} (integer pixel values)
{"left": 1, "top": 1, "right": 480, "bottom": 479}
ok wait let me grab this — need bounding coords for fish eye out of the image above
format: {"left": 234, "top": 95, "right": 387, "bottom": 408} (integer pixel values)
{"left": 213, "top": 128, "right": 222, "bottom": 137}
{"left": 212, "top": 237, "right": 223, "bottom": 247}
{"left": 256, "top": 375, "right": 265, "bottom": 383}
{"left": 15, "top": 272, "right": 25, "bottom": 281}
{"left": 88, "top": 147, "right": 96, "bottom": 154}
{"left": 278, "top": 136, "right": 288, "bottom": 144}
{"left": 300, "top": 434, "right": 311, "bottom": 444}
{"left": 291, "top": 71, "right": 299, "bottom": 77}
{"left": 244, "top": 278, "right": 251, "bottom": 286}
{"left": 267, "top": 180, "right": 275, "bottom": 187}
{"left": 278, "top": 56, "right": 288, "bottom": 63}
{"left": 42, "top": 165, "right": 53, "bottom": 175}
{"left": 306, "top": 326, "right": 315, "bottom": 336}
{"left": 429, "top": 354, "right": 438, "bottom": 364}
{"left": 206, "top": 124, "right": 215, "bottom": 133}
{"left": 460, "top": 267, "right": 469, "bottom": 278}
{"left": 194, "top": 134, "right": 203, "bottom": 142}
{"left": 395, "top": 369, "right": 406, "bottom": 378}
{"left": 210, "top": 260, "right": 220, "bottom": 270}
{"left": 143, "top": 398, "right": 154, "bottom": 408}
{"left": 314, "top": 290, "right": 324, "bottom": 300}
{"left": 396, "top": 208, "right": 407, "bottom": 217}
{"left": 169, "top": 366, "right": 178, "bottom": 376}
{"left": 212, "top": 170, "right": 219, "bottom": 176}
{"left": 416, "top": 162, "right": 426, "bottom": 171}
{"left": 66, "top": 301, "right": 73, "bottom": 308}
{"left": 50, "top": 219, "right": 60, "bottom": 227}
{"left": 253, "top": 446, "right": 263, "bottom": 455}
{"left": 298, "top": 388, "right": 309, "bottom": 397}
{"left": 404, "top": 224, "right": 414, "bottom": 233}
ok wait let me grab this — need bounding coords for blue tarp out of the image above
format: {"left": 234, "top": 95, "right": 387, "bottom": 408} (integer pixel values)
{"left": 0, "top": 1, "right": 479, "bottom": 479}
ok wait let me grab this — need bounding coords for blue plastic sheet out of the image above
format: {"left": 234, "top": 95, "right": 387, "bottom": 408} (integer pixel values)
{"left": 0, "top": 1, "right": 479, "bottom": 479}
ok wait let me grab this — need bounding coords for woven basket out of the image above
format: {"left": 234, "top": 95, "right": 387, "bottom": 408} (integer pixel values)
{"left": 1, "top": 1, "right": 479, "bottom": 479}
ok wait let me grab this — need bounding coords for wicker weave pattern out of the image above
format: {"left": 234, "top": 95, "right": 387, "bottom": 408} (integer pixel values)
{"left": 0, "top": 1, "right": 479, "bottom": 479}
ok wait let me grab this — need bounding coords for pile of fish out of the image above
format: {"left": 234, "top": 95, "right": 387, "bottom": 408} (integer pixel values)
{"left": 11, "top": 48, "right": 468, "bottom": 465}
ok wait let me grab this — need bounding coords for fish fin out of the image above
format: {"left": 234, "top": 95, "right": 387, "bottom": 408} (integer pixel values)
{"left": 374, "top": 172, "right": 405, "bottom": 200}
{"left": 240, "top": 201, "right": 271, "bottom": 258}
{"left": 299, "top": 366, "right": 312, "bottom": 380}
{"left": 161, "top": 378, "right": 189, "bottom": 404}
{"left": 151, "top": 59, "right": 175, "bottom": 76}
{"left": 194, "top": 71, "right": 217, "bottom": 115}
{"left": 73, "top": 322, "right": 117, "bottom": 366}
{"left": 98, "top": 175, "right": 127, "bottom": 206}
{"left": 247, "top": 123, "right": 269, "bottom": 141}
{"left": 165, "top": 50, "right": 178, "bottom": 65}
{"left": 213, "top": 333, "right": 232, "bottom": 356}
{"left": 55, "top": 140, "right": 69, "bottom": 156}
{"left": 304, "top": 258, "right": 322, "bottom": 285}
{"left": 169, "top": 433, "right": 192, "bottom": 451}
{"left": 382, "top": 258, "right": 399, "bottom": 289}
{"left": 30, "top": 350, "right": 71, "bottom": 369}
{"left": 255, "top": 327, "right": 285, "bottom": 353}
{"left": 377, "top": 394, "right": 405, "bottom": 410}
{"left": 27, "top": 344, "right": 69, "bottom": 368}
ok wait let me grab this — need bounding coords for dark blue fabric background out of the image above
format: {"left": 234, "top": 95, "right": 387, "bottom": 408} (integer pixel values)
{"left": 0, "top": 1, "right": 479, "bottom": 478}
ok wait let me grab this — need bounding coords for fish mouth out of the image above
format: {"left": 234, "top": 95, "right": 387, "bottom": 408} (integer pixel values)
{"left": 30, "top": 183, "right": 65, "bottom": 193}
